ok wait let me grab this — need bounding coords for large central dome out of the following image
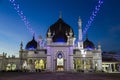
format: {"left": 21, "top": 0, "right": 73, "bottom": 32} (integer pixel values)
{"left": 46, "top": 18, "right": 74, "bottom": 42}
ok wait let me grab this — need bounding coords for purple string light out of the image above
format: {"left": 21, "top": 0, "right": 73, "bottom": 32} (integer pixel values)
{"left": 82, "top": 0, "right": 104, "bottom": 39}
{"left": 9, "top": 0, "right": 103, "bottom": 42}
{"left": 9, "top": 0, "right": 37, "bottom": 39}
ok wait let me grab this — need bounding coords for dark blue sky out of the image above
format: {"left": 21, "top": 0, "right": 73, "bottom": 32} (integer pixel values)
{"left": 0, "top": 0, "right": 120, "bottom": 56}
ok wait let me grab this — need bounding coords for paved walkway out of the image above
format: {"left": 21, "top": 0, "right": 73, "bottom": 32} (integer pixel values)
{"left": 0, "top": 72, "right": 120, "bottom": 80}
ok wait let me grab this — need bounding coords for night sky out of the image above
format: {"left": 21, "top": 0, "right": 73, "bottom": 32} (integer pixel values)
{"left": 0, "top": 0, "right": 120, "bottom": 56}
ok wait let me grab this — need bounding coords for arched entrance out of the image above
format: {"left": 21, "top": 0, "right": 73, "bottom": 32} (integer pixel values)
{"left": 39, "top": 59, "right": 45, "bottom": 70}
{"left": 22, "top": 60, "right": 28, "bottom": 71}
{"left": 56, "top": 51, "right": 64, "bottom": 71}
{"left": 75, "top": 58, "right": 81, "bottom": 70}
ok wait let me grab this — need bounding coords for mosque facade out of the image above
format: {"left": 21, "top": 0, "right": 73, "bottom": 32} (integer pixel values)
{"left": 0, "top": 17, "right": 103, "bottom": 72}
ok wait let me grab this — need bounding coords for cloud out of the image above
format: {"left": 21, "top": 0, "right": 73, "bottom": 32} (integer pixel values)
{"left": 0, "top": 29, "right": 28, "bottom": 42}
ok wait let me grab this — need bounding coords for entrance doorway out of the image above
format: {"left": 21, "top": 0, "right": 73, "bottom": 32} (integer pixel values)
{"left": 56, "top": 52, "right": 64, "bottom": 71}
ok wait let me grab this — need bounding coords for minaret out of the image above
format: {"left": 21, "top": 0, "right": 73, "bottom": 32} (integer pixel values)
{"left": 78, "top": 16, "right": 82, "bottom": 41}
{"left": 20, "top": 41, "right": 23, "bottom": 50}
{"left": 78, "top": 17, "right": 83, "bottom": 49}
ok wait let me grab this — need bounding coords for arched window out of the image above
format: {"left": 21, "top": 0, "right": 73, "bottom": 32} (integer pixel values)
{"left": 39, "top": 59, "right": 44, "bottom": 70}
{"left": 6, "top": 63, "right": 16, "bottom": 71}
{"left": 6, "top": 63, "right": 11, "bottom": 71}
{"left": 35, "top": 59, "right": 45, "bottom": 70}
{"left": 22, "top": 60, "right": 28, "bottom": 69}
{"left": 29, "top": 59, "right": 33, "bottom": 64}
{"left": 11, "top": 64, "right": 16, "bottom": 71}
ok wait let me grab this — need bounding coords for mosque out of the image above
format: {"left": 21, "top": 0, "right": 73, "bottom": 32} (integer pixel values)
{"left": 1, "top": 16, "right": 118, "bottom": 72}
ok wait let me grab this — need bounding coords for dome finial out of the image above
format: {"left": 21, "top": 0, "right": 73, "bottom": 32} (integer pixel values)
{"left": 86, "top": 33, "right": 88, "bottom": 40}
{"left": 59, "top": 11, "right": 62, "bottom": 19}
{"left": 33, "top": 32, "right": 35, "bottom": 40}
{"left": 20, "top": 41, "right": 23, "bottom": 50}
{"left": 78, "top": 16, "right": 82, "bottom": 28}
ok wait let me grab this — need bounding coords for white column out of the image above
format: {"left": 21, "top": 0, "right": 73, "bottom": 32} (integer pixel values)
{"left": 97, "top": 59, "right": 102, "bottom": 71}
{"left": 84, "top": 58, "right": 86, "bottom": 70}
{"left": 103, "top": 64, "right": 106, "bottom": 72}
{"left": 46, "top": 55, "right": 52, "bottom": 71}
{"left": 113, "top": 64, "right": 116, "bottom": 72}
{"left": 109, "top": 64, "right": 112, "bottom": 72}
{"left": 69, "top": 55, "right": 74, "bottom": 71}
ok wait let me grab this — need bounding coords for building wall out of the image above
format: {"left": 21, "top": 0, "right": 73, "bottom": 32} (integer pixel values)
{"left": 46, "top": 45, "right": 74, "bottom": 71}
{"left": 73, "top": 49, "right": 102, "bottom": 71}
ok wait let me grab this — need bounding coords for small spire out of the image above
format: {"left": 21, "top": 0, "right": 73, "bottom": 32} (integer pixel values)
{"left": 98, "top": 42, "right": 101, "bottom": 46}
{"left": 69, "top": 29, "right": 73, "bottom": 37}
{"left": 78, "top": 16, "right": 81, "bottom": 21}
{"left": 78, "top": 16, "right": 82, "bottom": 22}
{"left": 48, "top": 29, "right": 51, "bottom": 33}
{"left": 59, "top": 11, "right": 62, "bottom": 19}
{"left": 39, "top": 35, "right": 42, "bottom": 40}
{"left": 78, "top": 16, "right": 82, "bottom": 28}
{"left": 20, "top": 41, "right": 23, "bottom": 50}
{"left": 48, "top": 29, "right": 51, "bottom": 37}
{"left": 98, "top": 41, "right": 101, "bottom": 51}
{"left": 33, "top": 33, "right": 35, "bottom": 40}
{"left": 38, "top": 35, "right": 42, "bottom": 42}
{"left": 86, "top": 33, "right": 88, "bottom": 40}
{"left": 20, "top": 41, "right": 23, "bottom": 47}
{"left": 70, "top": 29, "right": 72, "bottom": 33}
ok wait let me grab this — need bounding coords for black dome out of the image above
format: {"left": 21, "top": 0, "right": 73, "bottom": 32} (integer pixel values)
{"left": 46, "top": 18, "right": 74, "bottom": 42}
{"left": 25, "top": 36, "right": 37, "bottom": 50}
{"left": 83, "top": 37, "right": 95, "bottom": 50}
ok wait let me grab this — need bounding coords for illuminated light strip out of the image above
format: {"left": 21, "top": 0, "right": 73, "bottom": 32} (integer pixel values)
{"left": 9, "top": 0, "right": 37, "bottom": 39}
{"left": 82, "top": 0, "right": 104, "bottom": 39}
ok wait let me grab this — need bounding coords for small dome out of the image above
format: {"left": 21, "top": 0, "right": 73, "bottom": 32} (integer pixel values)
{"left": 83, "top": 36, "right": 95, "bottom": 50}
{"left": 46, "top": 18, "right": 74, "bottom": 42}
{"left": 25, "top": 36, "right": 37, "bottom": 50}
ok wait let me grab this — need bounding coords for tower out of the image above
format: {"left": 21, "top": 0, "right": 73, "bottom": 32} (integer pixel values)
{"left": 20, "top": 41, "right": 23, "bottom": 50}
{"left": 78, "top": 17, "right": 83, "bottom": 49}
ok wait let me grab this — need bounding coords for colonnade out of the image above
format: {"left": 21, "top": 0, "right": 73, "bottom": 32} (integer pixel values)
{"left": 102, "top": 62, "right": 120, "bottom": 72}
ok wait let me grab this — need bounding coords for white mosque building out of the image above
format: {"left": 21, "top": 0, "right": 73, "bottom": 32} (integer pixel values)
{"left": 0, "top": 17, "right": 103, "bottom": 72}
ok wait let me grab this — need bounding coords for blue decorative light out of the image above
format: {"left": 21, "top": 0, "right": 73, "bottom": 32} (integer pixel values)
{"left": 56, "top": 38, "right": 65, "bottom": 42}
{"left": 26, "top": 46, "right": 35, "bottom": 50}
{"left": 58, "top": 52, "right": 63, "bottom": 59}
{"left": 85, "top": 46, "right": 94, "bottom": 50}
{"left": 82, "top": 0, "right": 104, "bottom": 39}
